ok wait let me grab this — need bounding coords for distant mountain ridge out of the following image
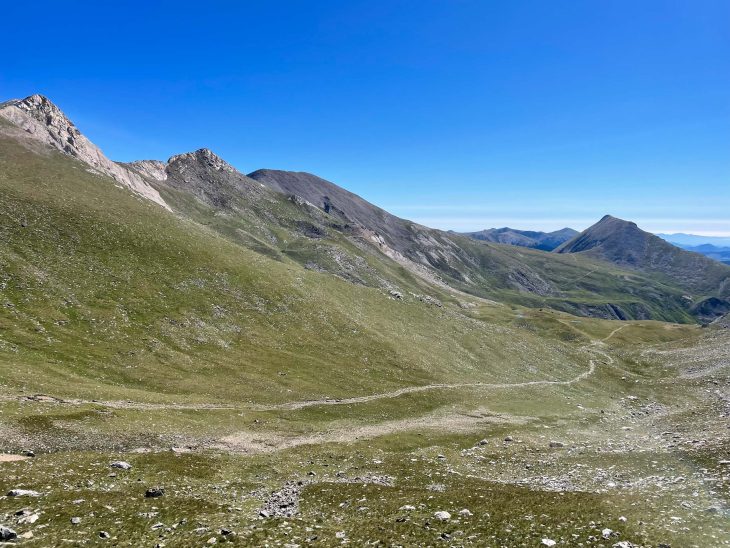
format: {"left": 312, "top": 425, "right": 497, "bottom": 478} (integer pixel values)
{"left": 461, "top": 227, "right": 578, "bottom": 251}
{"left": 673, "top": 244, "right": 730, "bottom": 266}
{"left": 658, "top": 233, "right": 730, "bottom": 247}
{"left": 556, "top": 215, "right": 730, "bottom": 321}
{"left": 3, "top": 93, "right": 729, "bottom": 323}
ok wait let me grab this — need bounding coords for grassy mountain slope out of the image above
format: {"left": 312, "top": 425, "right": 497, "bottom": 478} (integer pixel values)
{"left": 556, "top": 215, "right": 730, "bottom": 320}
{"left": 1, "top": 103, "right": 729, "bottom": 547}
{"left": 243, "top": 170, "right": 700, "bottom": 322}
{"left": 0, "top": 124, "right": 598, "bottom": 405}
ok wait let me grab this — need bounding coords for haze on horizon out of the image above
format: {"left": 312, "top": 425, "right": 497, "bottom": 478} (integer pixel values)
{"left": 1, "top": 0, "right": 727, "bottom": 235}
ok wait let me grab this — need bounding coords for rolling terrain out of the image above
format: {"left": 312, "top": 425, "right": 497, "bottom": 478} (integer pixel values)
{"left": 0, "top": 95, "right": 729, "bottom": 546}
{"left": 461, "top": 227, "right": 578, "bottom": 251}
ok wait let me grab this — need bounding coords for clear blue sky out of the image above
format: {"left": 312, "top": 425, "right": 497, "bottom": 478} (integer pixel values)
{"left": 1, "top": 1, "right": 728, "bottom": 235}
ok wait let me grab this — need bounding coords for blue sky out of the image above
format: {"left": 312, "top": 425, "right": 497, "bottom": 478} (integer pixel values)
{"left": 1, "top": 1, "right": 728, "bottom": 234}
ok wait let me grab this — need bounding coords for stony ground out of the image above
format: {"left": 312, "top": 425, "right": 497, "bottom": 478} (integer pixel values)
{"left": 0, "top": 323, "right": 728, "bottom": 546}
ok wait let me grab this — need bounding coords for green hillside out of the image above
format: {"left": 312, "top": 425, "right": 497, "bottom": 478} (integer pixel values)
{"left": 1, "top": 109, "right": 729, "bottom": 547}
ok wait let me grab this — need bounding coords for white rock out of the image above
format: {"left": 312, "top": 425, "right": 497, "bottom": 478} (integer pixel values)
{"left": 618, "top": 516, "right": 627, "bottom": 522}
{"left": 110, "top": 461, "right": 132, "bottom": 470}
{"left": 459, "top": 508, "right": 473, "bottom": 517}
{"left": 541, "top": 539, "right": 557, "bottom": 547}
{"left": 433, "top": 511, "right": 451, "bottom": 521}
{"left": 7, "top": 489, "right": 41, "bottom": 497}
{"left": 399, "top": 505, "right": 416, "bottom": 511}
{"left": 602, "top": 528, "right": 613, "bottom": 539}
{"left": 18, "top": 513, "right": 39, "bottom": 524}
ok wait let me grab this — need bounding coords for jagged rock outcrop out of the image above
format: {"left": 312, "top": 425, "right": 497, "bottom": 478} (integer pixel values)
{"left": 0, "top": 94, "right": 169, "bottom": 209}
{"left": 161, "top": 148, "right": 265, "bottom": 209}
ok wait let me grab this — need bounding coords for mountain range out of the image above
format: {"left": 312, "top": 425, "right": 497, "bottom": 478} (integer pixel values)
{"left": 1, "top": 93, "right": 729, "bottom": 546}
{"left": 459, "top": 227, "right": 579, "bottom": 251}
{"left": 658, "top": 232, "right": 730, "bottom": 247}
{"left": 2, "top": 94, "right": 729, "bottom": 325}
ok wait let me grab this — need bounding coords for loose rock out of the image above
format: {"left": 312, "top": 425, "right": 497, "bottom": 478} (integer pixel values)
{"left": 0, "top": 526, "right": 18, "bottom": 541}
{"left": 7, "top": 489, "right": 41, "bottom": 497}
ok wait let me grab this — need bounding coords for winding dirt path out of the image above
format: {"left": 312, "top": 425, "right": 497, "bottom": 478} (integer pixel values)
{"left": 6, "top": 346, "right": 607, "bottom": 413}
{"left": 603, "top": 324, "right": 627, "bottom": 341}
{"left": 254, "top": 354, "right": 601, "bottom": 411}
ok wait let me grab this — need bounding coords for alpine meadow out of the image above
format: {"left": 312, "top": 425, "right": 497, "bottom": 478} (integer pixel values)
{"left": 1, "top": 2, "right": 729, "bottom": 547}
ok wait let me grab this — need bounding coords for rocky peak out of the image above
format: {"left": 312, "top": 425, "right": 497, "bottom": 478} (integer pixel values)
{"left": 0, "top": 94, "right": 170, "bottom": 210}
{"left": 168, "top": 148, "right": 236, "bottom": 173}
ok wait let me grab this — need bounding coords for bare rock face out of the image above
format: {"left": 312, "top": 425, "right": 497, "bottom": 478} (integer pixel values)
{"left": 127, "top": 159, "right": 168, "bottom": 181}
{"left": 0, "top": 94, "right": 169, "bottom": 210}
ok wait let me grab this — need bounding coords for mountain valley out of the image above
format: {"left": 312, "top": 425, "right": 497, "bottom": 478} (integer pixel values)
{"left": 0, "top": 95, "right": 728, "bottom": 546}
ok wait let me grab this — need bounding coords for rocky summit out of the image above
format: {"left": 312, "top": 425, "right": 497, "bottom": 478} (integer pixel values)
{"left": 0, "top": 94, "right": 728, "bottom": 546}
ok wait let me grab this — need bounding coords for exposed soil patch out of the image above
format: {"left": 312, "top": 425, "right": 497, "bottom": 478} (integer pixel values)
{"left": 0, "top": 454, "right": 30, "bottom": 462}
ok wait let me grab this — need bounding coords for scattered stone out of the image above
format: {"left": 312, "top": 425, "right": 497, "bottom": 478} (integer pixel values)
{"left": 549, "top": 441, "right": 565, "bottom": 448}
{"left": 602, "top": 528, "right": 614, "bottom": 539}
{"left": 399, "top": 505, "right": 416, "bottom": 511}
{"left": 71, "top": 517, "right": 81, "bottom": 525}
{"left": 613, "top": 542, "right": 635, "bottom": 548}
{"left": 0, "top": 526, "right": 18, "bottom": 541}
{"left": 145, "top": 487, "right": 165, "bottom": 498}
{"left": 110, "top": 461, "right": 132, "bottom": 470}
{"left": 336, "top": 531, "right": 347, "bottom": 539}
{"left": 99, "top": 531, "right": 111, "bottom": 539}
{"left": 22, "top": 450, "right": 35, "bottom": 458}
{"left": 478, "top": 439, "right": 488, "bottom": 446}
{"left": 7, "top": 489, "right": 41, "bottom": 497}
{"left": 504, "top": 436, "right": 514, "bottom": 442}
{"left": 258, "top": 481, "right": 301, "bottom": 518}
{"left": 433, "top": 511, "right": 451, "bottom": 521}
{"left": 542, "top": 539, "right": 557, "bottom": 547}
{"left": 151, "top": 523, "right": 165, "bottom": 530}
{"left": 18, "top": 512, "right": 39, "bottom": 525}
{"left": 619, "top": 516, "right": 627, "bottom": 522}
{"left": 459, "top": 509, "right": 473, "bottom": 517}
